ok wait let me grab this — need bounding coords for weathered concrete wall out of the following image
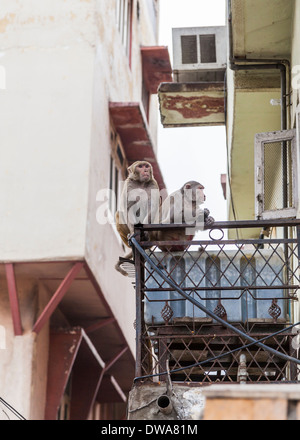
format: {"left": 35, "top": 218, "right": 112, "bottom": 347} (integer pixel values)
{"left": 0, "top": 0, "right": 96, "bottom": 261}
{"left": 128, "top": 383, "right": 300, "bottom": 421}
{"left": 84, "top": 0, "right": 161, "bottom": 353}
{"left": 127, "top": 383, "right": 206, "bottom": 420}
{"left": 0, "top": 277, "right": 49, "bottom": 420}
{"left": 202, "top": 384, "right": 300, "bottom": 420}
{"left": 0, "top": 0, "right": 162, "bottom": 416}
{"left": 0, "top": 0, "right": 161, "bottom": 366}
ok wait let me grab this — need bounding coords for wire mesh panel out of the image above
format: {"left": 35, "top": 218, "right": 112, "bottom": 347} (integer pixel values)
{"left": 263, "top": 140, "right": 293, "bottom": 211}
{"left": 134, "top": 220, "right": 300, "bottom": 384}
{"left": 255, "top": 129, "right": 298, "bottom": 219}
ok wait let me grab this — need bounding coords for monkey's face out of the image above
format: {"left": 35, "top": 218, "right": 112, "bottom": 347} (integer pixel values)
{"left": 136, "top": 162, "right": 151, "bottom": 182}
{"left": 129, "top": 161, "right": 153, "bottom": 182}
{"left": 184, "top": 182, "right": 206, "bottom": 204}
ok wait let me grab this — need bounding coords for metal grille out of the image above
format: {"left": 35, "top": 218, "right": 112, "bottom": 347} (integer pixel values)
{"left": 134, "top": 220, "right": 300, "bottom": 384}
{"left": 263, "top": 140, "right": 293, "bottom": 211}
{"left": 180, "top": 35, "right": 198, "bottom": 64}
{"left": 199, "top": 34, "right": 216, "bottom": 63}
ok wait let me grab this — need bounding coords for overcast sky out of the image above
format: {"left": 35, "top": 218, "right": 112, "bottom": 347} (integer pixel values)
{"left": 157, "top": 0, "right": 227, "bottom": 223}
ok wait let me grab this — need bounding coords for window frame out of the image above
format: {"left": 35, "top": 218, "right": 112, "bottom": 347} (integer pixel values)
{"left": 254, "top": 128, "right": 298, "bottom": 220}
{"left": 109, "top": 124, "right": 128, "bottom": 219}
{"left": 116, "top": 0, "right": 133, "bottom": 64}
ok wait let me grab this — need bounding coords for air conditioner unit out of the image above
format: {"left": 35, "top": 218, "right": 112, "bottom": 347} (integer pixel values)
{"left": 172, "top": 26, "right": 227, "bottom": 83}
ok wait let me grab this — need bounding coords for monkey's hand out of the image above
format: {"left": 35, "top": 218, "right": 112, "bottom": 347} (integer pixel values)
{"left": 205, "top": 215, "right": 215, "bottom": 227}
{"left": 127, "top": 231, "right": 149, "bottom": 245}
{"left": 204, "top": 208, "right": 210, "bottom": 218}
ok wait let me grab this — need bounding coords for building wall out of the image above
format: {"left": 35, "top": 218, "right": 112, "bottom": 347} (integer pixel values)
{"left": 83, "top": 0, "right": 160, "bottom": 348}
{"left": 0, "top": 0, "right": 161, "bottom": 418}
{"left": 291, "top": 0, "right": 300, "bottom": 128}
{"left": 0, "top": 278, "right": 49, "bottom": 420}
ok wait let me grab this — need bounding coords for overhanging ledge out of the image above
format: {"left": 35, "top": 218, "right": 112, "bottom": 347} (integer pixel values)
{"left": 158, "top": 82, "right": 225, "bottom": 128}
{"left": 141, "top": 46, "right": 173, "bottom": 94}
{"left": 109, "top": 102, "right": 166, "bottom": 190}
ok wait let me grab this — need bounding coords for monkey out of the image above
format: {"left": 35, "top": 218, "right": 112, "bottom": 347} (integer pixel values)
{"left": 115, "top": 160, "right": 160, "bottom": 275}
{"left": 153, "top": 181, "right": 215, "bottom": 251}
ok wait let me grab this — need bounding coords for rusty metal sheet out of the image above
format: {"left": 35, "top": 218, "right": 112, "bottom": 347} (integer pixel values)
{"left": 158, "top": 82, "right": 225, "bottom": 127}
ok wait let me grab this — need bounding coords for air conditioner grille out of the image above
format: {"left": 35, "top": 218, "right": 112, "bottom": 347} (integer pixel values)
{"left": 200, "top": 34, "right": 216, "bottom": 63}
{"left": 180, "top": 35, "right": 197, "bottom": 64}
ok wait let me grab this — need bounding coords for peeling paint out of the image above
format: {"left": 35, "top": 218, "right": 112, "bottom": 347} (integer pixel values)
{"left": 162, "top": 94, "right": 224, "bottom": 120}
{"left": 0, "top": 13, "right": 16, "bottom": 33}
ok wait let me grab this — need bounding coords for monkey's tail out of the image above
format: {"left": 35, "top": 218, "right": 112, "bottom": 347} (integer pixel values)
{"left": 115, "top": 256, "right": 135, "bottom": 277}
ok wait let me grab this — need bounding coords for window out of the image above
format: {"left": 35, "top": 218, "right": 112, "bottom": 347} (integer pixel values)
{"left": 109, "top": 125, "right": 127, "bottom": 217}
{"left": 205, "top": 256, "right": 221, "bottom": 313}
{"left": 116, "top": 0, "right": 132, "bottom": 59}
{"left": 169, "top": 256, "right": 186, "bottom": 317}
{"left": 142, "top": 79, "right": 150, "bottom": 120}
{"left": 240, "top": 256, "right": 256, "bottom": 321}
{"left": 255, "top": 129, "right": 298, "bottom": 219}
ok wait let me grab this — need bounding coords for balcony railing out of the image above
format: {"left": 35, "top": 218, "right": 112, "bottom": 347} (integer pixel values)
{"left": 130, "top": 219, "right": 300, "bottom": 384}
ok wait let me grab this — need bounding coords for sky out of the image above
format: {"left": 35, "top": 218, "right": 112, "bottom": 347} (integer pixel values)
{"left": 157, "top": 0, "right": 227, "bottom": 223}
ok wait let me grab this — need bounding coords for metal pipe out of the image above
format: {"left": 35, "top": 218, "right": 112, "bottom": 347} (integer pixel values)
{"left": 157, "top": 395, "right": 173, "bottom": 415}
{"left": 138, "top": 218, "right": 300, "bottom": 231}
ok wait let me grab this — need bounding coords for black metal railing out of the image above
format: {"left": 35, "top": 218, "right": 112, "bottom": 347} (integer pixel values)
{"left": 132, "top": 219, "right": 300, "bottom": 384}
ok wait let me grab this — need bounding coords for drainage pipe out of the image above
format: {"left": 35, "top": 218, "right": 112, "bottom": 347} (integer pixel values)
{"left": 157, "top": 395, "right": 173, "bottom": 415}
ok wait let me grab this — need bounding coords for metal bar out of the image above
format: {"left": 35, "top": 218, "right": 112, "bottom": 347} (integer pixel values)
{"left": 45, "top": 329, "right": 82, "bottom": 420}
{"left": 134, "top": 228, "right": 143, "bottom": 378}
{"left": 95, "top": 346, "right": 129, "bottom": 402}
{"left": 5, "top": 263, "right": 22, "bottom": 336}
{"left": 144, "top": 284, "right": 299, "bottom": 292}
{"left": 85, "top": 317, "right": 116, "bottom": 334}
{"left": 32, "top": 262, "right": 84, "bottom": 334}
{"left": 297, "top": 226, "right": 300, "bottom": 261}
{"left": 139, "top": 219, "right": 300, "bottom": 231}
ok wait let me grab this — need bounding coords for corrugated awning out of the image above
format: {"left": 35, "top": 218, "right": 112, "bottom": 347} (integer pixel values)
{"left": 109, "top": 102, "right": 166, "bottom": 190}
{"left": 141, "top": 46, "right": 173, "bottom": 94}
{"left": 158, "top": 82, "right": 225, "bottom": 127}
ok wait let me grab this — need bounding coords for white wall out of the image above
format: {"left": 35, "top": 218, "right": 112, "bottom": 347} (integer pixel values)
{"left": 0, "top": 1, "right": 96, "bottom": 261}
{"left": 0, "top": 0, "right": 161, "bottom": 376}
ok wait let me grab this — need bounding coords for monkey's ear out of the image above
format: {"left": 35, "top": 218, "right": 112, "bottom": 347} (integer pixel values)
{"left": 127, "top": 163, "right": 136, "bottom": 179}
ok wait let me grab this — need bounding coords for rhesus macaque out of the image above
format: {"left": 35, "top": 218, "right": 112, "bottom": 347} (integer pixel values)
{"left": 115, "top": 160, "right": 160, "bottom": 275}
{"left": 154, "top": 181, "right": 215, "bottom": 251}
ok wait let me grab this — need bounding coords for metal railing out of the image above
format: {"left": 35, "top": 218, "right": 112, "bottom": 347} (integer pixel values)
{"left": 132, "top": 219, "right": 300, "bottom": 384}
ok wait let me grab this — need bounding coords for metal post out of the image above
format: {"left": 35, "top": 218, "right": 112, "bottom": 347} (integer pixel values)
{"left": 134, "top": 226, "right": 143, "bottom": 378}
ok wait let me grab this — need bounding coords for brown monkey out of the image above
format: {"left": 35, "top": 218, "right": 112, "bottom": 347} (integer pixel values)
{"left": 154, "top": 181, "right": 214, "bottom": 251}
{"left": 115, "top": 160, "right": 160, "bottom": 275}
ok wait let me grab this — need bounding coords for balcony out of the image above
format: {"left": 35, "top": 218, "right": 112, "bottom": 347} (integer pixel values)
{"left": 129, "top": 219, "right": 300, "bottom": 385}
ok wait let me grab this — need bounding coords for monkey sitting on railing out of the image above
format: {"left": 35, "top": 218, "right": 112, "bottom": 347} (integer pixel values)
{"left": 152, "top": 180, "right": 215, "bottom": 251}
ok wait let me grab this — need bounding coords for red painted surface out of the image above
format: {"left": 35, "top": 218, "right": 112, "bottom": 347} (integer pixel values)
{"left": 109, "top": 102, "right": 166, "bottom": 190}
{"left": 163, "top": 94, "right": 224, "bottom": 120}
{"left": 45, "top": 330, "right": 82, "bottom": 420}
{"left": 32, "top": 262, "right": 84, "bottom": 334}
{"left": 141, "top": 46, "right": 173, "bottom": 94}
{"left": 5, "top": 263, "right": 22, "bottom": 336}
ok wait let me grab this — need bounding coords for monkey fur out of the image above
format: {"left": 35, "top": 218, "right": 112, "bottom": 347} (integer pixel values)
{"left": 153, "top": 180, "right": 215, "bottom": 251}
{"left": 115, "top": 160, "right": 160, "bottom": 275}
